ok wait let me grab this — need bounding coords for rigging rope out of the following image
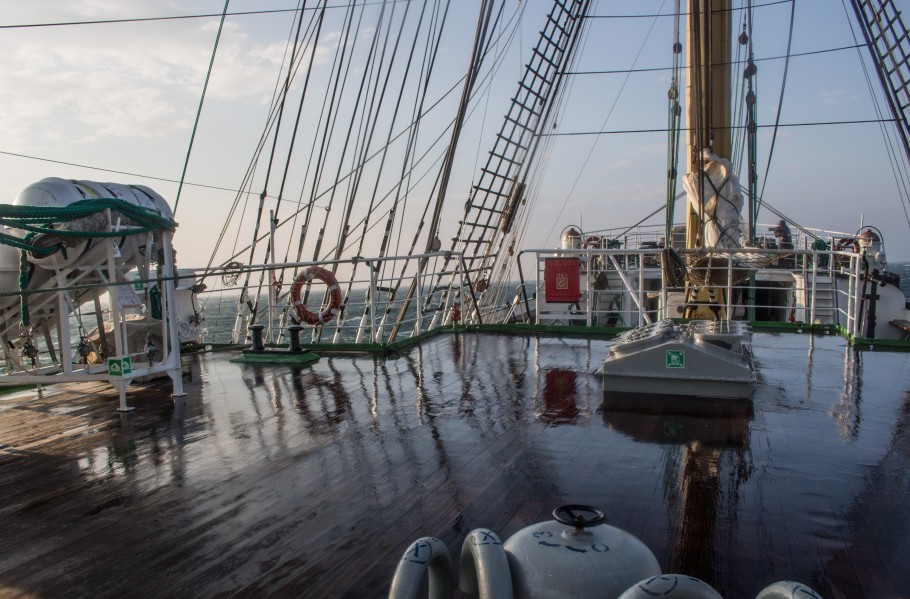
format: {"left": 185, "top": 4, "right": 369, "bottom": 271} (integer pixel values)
{"left": 345, "top": 0, "right": 421, "bottom": 271}
{"left": 207, "top": 2, "right": 563, "bottom": 276}
{"left": 174, "top": 0, "right": 230, "bottom": 216}
{"left": 665, "top": 0, "right": 683, "bottom": 245}
{"left": 0, "top": 1, "right": 409, "bottom": 29}
{"left": 236, "top": 0, "right": 312, "bottom": 331}
{"left": 840, "top": 0, "right": 910, "bottom": 230}
{"left": 566, "top": 43, "right": 869, "bottom": 75}
{"left": 755, "top": 0, "right": 795, "bottom": 214}
{"left": 546, "top": 0, "right": 666, "bottom": 246}
{"left": 744, "top": 0, "right": 759, "bottom": 241}
{"left": 205, "top": 0, "right": 311, "bottom": 271}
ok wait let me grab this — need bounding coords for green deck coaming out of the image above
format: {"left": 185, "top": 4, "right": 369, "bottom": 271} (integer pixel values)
{"left": 230, "top": 350, "right": 321, "bottom": 365}
{"left": 211, "top": 320, "right": 910, "bottom": 356}
{"left": 0, "top": 384, "right": 38, "bottom": 396}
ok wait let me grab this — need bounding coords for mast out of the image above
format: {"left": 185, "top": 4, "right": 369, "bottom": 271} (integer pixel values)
{"left": 685, "top": 0, "right": 732, "bottom": 249}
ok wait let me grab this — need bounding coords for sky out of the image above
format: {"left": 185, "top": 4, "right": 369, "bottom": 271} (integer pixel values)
{"left": 2, "top": 0, "right": 910, "bottom": 267}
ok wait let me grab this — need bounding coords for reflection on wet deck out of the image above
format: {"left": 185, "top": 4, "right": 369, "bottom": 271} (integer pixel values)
{"left": 1, "top": 333, "right": 909, "bottom": 598}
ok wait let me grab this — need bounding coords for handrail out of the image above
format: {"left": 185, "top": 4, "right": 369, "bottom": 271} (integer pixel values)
{"left": 196, "top": 251, "right": 476, "bottom": 345}
{"left": 517, "top": 246, "right": 868, "bottom": 334}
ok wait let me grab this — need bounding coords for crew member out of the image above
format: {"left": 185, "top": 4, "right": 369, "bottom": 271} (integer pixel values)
{"left": 772, "top": 220, "right": 794, "bottom": 268}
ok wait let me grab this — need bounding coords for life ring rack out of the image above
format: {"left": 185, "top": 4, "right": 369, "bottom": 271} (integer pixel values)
{"left": 289, "top": 266, "right": 343, "bottom": 326}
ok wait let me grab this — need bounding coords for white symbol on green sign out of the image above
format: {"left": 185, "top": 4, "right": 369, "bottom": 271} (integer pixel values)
{"left": 108, "top": 356, "right": 133, "bottom": 377}
{"left": 666, "top": 350, "right": 685, "bottom": 369}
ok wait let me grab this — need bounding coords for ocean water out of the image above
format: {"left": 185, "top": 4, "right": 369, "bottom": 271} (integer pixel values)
{"left": 195, "top": 286, "right": 472, "bottom": 345}
{"left": 894, "top": 261, "right": 910, "bottom": 300}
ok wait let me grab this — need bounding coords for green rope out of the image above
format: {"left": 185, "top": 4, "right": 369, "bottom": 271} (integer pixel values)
{"left": 1, "top": 198, "right": 177, "bottom": 327}
{"left": 0, "top": 230, "right": 56, "bottom": 254}
{"left": 0, "top": 198, "right": 176, "bottom": 256}
{"left": 0, "top": 198, "right": 175, "bottom": 229}
{"left": 18, "top": 250, "right": 30, "bottom": 328}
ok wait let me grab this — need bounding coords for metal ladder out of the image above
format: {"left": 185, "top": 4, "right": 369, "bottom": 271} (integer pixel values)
{"left": 808, "top": 274, "right": 839, "bottom": 325}
{"left": 851, "top": 0, "right": 910, "bottom": 164}
{"left": 450, "top": 0, "right": 591, "bottom": 281}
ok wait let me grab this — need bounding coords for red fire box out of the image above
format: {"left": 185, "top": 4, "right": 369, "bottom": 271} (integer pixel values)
{"left": 544, "top": 258, "right": 581, "bottom": 303}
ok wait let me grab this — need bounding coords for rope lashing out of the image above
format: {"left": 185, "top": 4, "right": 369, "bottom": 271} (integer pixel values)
{"left": 18, "top": 249, "right": 30, "bottom": 329}
{"left": 0, "top": 199, "right": 176, "bottom": 252}
{"left": 0, "top": 198, "right": 177, "bottom": 327}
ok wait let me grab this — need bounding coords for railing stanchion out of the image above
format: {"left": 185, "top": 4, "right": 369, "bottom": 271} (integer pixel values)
{"left": 726, "top": 251, "right": 734, "bottom": 321}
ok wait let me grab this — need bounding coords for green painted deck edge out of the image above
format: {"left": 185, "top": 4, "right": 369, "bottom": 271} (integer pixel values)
{"left": 211, "top": 320, "right": 910, "bottom": 357}
{"left": 293, "top": 324, "right": 627, "bottom": 356}
{"left": 0, "top": 384, "right": 38, "bottom": 396}
{"left": 183, "top": 342, "right": 244, "bottom": 353}
{"left": 230, "top": 351, "right": 321, "bottom": 365}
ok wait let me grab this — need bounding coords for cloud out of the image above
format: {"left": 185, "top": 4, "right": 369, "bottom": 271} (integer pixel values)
{"left": 820, "top": 90, "right": 845, "bottom": 105}
{"left": 0, "top": 11, "right": 296, "bottom": 148}
{"left": 607, "top": 159, "right": 635, "bottom": 171}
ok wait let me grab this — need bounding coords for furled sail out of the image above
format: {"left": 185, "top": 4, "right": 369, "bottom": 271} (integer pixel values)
{"left": 683, "top": 149, "right": 745, "bottom": 249}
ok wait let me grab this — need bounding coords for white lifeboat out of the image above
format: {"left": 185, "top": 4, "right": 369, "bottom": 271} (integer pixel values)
{"left": 11, "top": 177, "right": 173, "bottom": 270}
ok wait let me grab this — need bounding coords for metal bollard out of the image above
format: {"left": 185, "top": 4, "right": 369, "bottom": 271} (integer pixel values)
{"left": 287, "top": 324, "right": 304, "bottom": 352}
{"left": 248, "top": 324, "right": 265, "bottom": 351}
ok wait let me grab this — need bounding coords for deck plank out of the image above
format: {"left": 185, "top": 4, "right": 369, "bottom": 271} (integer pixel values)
{"left": 0, "top": 333, "right": 909, "bottom": 598}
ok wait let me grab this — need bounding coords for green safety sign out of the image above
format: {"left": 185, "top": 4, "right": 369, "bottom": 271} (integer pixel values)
{"left": 108, "top": 356, "right": 133, "bottom": 377}
{"left": 665, "top": 350, "right": 685, "bottom": 369}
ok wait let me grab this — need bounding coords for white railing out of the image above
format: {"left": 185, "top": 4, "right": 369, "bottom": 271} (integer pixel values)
{"left": 517, "top": 247, "right": 871, "bottom": 337}
{"left": 568, "top": 222, "right": 856, "bottom": 255}
{"left": 198, "top": 252, "right": 479, "bottom": 346}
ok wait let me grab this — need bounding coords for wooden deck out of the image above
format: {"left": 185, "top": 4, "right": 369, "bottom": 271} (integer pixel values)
{"left": 1, "top": 332, "right": 909, "bottom": 598}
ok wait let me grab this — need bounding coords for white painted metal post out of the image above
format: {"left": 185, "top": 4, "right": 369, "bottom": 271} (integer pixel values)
{"left": 535, "top": 253, "right": 541, "bottom": 325}
{"left": 267, "top": 210, "right": 277, "bottom": 343}
{"left": 659, "top": 252, "right": 668, "bottom": 321}
{"left": 852, "top": 254, "right": 862, "bottom": 337}
{"left": 415, "top": 269, "right": 423, "bottom": 336}
{"left": 810, "top": 254, "right": 818, "bottom": 325}
{"left": 609, "top": 254, "right": 651, "bottom": 325}
{"left": 56, "top": 275, "right": 73, "bottom": 374}
{"left": 161, "top": 231, "right": 185, "bottom": 397}
{"left": 369, "top": 261, "right": 378, "bottom": 343}
{"left": 105, "top": 210, "right": 132, "bottom": 412}
{"left": 638, "top": 253, "right": 645, "bottom": 325}
{"left": 727, "top": 251, "right": 733, "bottom": 322}
{"left": 586, "top": 255, "right": 592, "bottom": 327}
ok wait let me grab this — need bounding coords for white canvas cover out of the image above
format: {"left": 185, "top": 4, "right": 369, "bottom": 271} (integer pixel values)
{"left": 683, "top": 149, "right": 745, "bottom": 249}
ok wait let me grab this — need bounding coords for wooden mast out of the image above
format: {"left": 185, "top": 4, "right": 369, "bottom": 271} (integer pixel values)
{"left": 685, "top": 0, "right": 732, "bottom": 249}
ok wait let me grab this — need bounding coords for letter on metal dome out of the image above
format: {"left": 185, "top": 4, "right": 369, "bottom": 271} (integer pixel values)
{"left": 458, "top": 529, "right": 513, "bottom": 599}
{"left": 618, "top": 574, "right": 723, "bottom": 599}
{"left": 388, "top": 537, "right": 453, "bottom": 599}
{"left": 753, "top": 581, "right": 824, "bottom": 599}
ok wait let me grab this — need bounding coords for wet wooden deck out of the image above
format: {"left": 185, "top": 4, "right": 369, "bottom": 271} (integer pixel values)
{"left": 1, "top": 332, "right": 909, "bottom": 598}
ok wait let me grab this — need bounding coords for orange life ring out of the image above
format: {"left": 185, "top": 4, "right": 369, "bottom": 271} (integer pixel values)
{"left": 289, "top": 266, "right": 342, "bottom": 325}
{"left": 835, "top": 237, "right": 858, "bottom": 253}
